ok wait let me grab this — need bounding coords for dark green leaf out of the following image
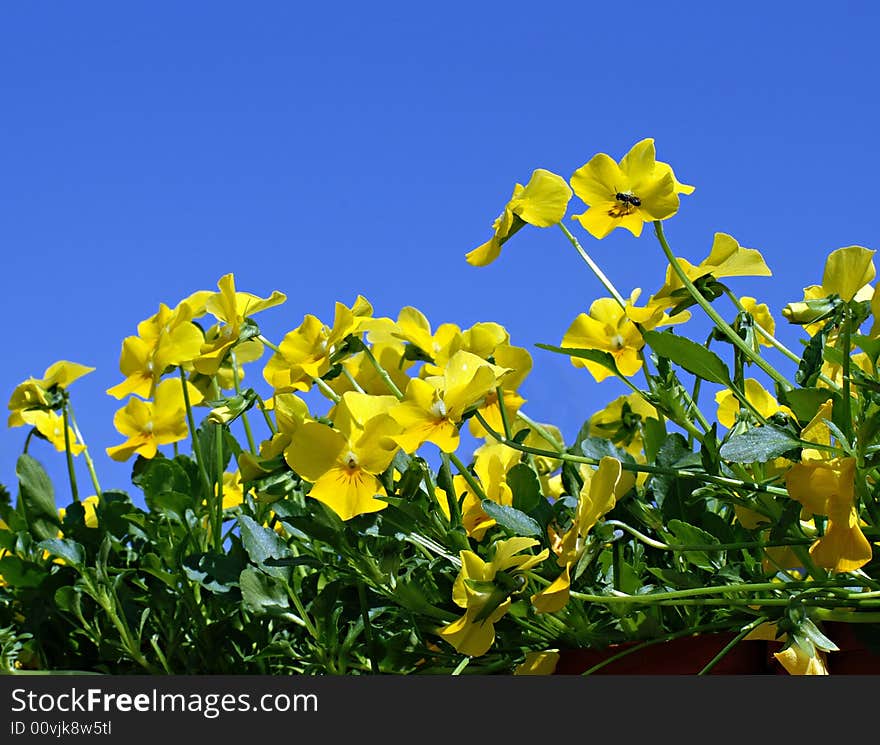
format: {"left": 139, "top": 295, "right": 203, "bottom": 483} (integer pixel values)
{"left": 480, "top": 500, "right": 542, "bottom": 537}
{"left": 239, "top": 566, "right": 290, "bottom": 616}
{"left": 182, "top": 552, "right": 243, "bottom": 593}
{"left": 580, "top": 436, "right": 635, "bottom": 465}
{"left": 37, "top": 538, "right": 85, "bottom": 567}
{"left": 535, "top": 343, "right": 620, "bottom": 376}
{"left": 719, "top": 426, "right": 801, "bottom": 463}
{"left": 667, "top": 519, "right": 722, "bottom": 570}
{"left": 16, "top": 454, "right": 59, "bottom": 541}
{"left": 642, "top": 330, "right": 731, "bottom": 385}
{"left": 237, "top": 515, "right": 292, "bottom": 580}
{"left": 780, "top": 387, "right": 838, "bottom": 424}
{"left": 506, "top": 464, "right": 541, "bottom": 513}
{"left": 0, "top": 556, "right": 47, "bottom": 587}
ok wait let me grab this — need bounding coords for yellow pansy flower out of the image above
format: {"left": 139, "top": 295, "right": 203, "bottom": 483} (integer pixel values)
{"left": 439, "top": 537, "right": 549, "bottom": 657}
{"left": 786, "top": 457, "right": 872, "bottom": 573}
{"left": 107, "top": 301, "right": 205, "bottom": 400}
{"left": 569, "top": 138, "right": 691, "bottom": 239}
{"left": 194, "top": 273, "right": 286, "bottom": 376}
{"left": 561, "top": 297, "right": 645, "bottom": 382}
{"left": 466, "top": 169, "right": 572, "bottom": 267}
{"left": 631, "top": 233, "right": 772, "bottom": 323}
{"left": 263, "top": 296, "right": 373, "bottom": 394}
{"left": 284, "top": 392, "right": 400, "bottom": 520}
{"left": 822, "top": 246, "right": 876, "bottom": 303}
{"left": 588, "top": 393, "right": 658, "bottom": 458}
{"left": 715, "top": 378, "right": 794, "bottom": 428}
{"left": 745, "top": 622, "right": 828, "bottom": 675}
{"left": 19, "top": 410, "right": 84, "bottom": 455}
{"left": 441, "top": 441, "right": 522, "bottom": 540}
{"left": 514, "top": 650, "right": 560, "bottom": 675}
{"left": 390, "top": 351, "right": 510, "bottom": 453}
{"left": 106, "top": 378, "right": 204, "bottom": 462}
{"left": 532, "top": 457, "right": 624, "bottom": 613}
{"left": 8, "top": 361, "right": 94, "bottom": 427}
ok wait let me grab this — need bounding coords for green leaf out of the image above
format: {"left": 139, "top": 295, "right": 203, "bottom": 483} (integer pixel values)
{"left": 132, "top": 456, "right": 191, "bottom": 499}
{"left": 535, "top": 343, "right": 620, "bottom": 376}
{"left": 506, "top": 464, "right": 542, "bottom": 513}
{"left": 480, "top": 500, "right": 542, "bottom": 537}
{"left": 780, "top": 387, "right": 838, "bottom": 424}
{"left": 37, "top": 538, "right": 85, "bottom": 568}
{"left": 239, "top": 566, "right": 291, "bottom": 616}
{"left": 719, "top": 426, "right": 801, "bottom": 463}
{"left": 667, "top": 519, "right": 722, "bottom": 570}
{"left": 796, "top": 326, "right": 829, "bottom": 387}
{"left": 643, "top": 330, "right": 731, "bottom": 384}
{"left": 182, "top": 552, "right": 243, "bottom": 594}
{"left": 580, "top": 436, "right": 636, "bottom": 465}
{"left": 237, "top": 515, "right": 292, "bottom": 580}
{"left": 16, "top": 454, "right": 60, "bottom": 541}
{"left": 0, "top": 556, "right": 47, "bottom": 587}
{"left": 198, "top": 422, "right": 242, "bottom": 486}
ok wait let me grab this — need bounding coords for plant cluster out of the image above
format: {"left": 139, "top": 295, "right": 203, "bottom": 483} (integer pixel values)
{"left": 3, "top": 138, "right": 879, "bottom": 675}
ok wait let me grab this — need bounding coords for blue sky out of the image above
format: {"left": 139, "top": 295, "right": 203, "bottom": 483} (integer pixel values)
{"left": 3, "top": 2, "right": 879, "bottom": 506}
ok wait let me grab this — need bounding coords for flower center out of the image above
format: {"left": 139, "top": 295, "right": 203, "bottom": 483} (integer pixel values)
{"left": 343, "top": 450, "right": 359, "bottom": 470}
{"left": 610, "top": 334, "right": 626, "bottom": 351}
{"left": 430, "top": 397, "right": 448, "bottom": 419}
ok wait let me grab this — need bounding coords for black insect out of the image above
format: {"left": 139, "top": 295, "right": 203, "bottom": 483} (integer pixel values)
{"left": 615, "top": 191, "right": 641, "bottom": 207}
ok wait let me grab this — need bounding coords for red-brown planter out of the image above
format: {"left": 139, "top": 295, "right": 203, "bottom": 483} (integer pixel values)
{"left": 554, "top": 632, "right": 768, "bottom": 675}
{"left": 555, "top": 624, "right": 880, "bottom": 675}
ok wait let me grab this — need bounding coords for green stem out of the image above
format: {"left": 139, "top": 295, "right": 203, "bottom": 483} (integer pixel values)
{"left": 446, "top": 451, "right": 488, "bottom": 502}
{"left": 697, "top": 617, "right": 767, "bottom": 675}
{"left": 654, "top": 221, "right": 793, "bottom": 391}
{"left": 61, "top": 402, "right": 79, "bottom": 502}
{"left": 841, "top": 304, "right": 854, "bottom": 443}
{"left": 230, "top": 351, "right": 257, "bottom": 455}
{"left": 256, "top": 395, "right": 278, "bottom": 435}
{"left": 515, "top": 411, "right": 565, "bottom": 451}
{"left": 342, "top": 367, "right": 367, "bottom": 394}
{"left": 361, "top": 344, "right": 405, "bottom": 400}
{"left": 559, "top": 222, "right": 627, "bottom": 307}
{"left": 65, "top": 401, "right": 102, "bottom": 497}
{"left": 357, "top": 580, "right": 380, "bottom": 674}
{"left": 451, "top": 656, "right": 471, "bottom": 675}
{"left": 214, "top": 425, "right": 225, "bottom": 550}
{"left": 179, "top": 367, "right": 211, "bottom": 497}
{"left": 496, "top": 387, "right": 512, "bottom": 440}
{"left": 571, "top": 579, "right": 849, "bottom": 604}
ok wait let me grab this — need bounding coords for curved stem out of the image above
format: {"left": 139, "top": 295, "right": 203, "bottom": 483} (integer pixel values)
{"left": 653, "top": 222, "right": 793, "bottom": 391}
{"left": 697, "top": 616, "right": 767, "bottom": 675}
{"left": 230, "top": 351, "right": 257, "bottom": 455}
{"left": 361, "top": 344, "right": 405, "bottom": 400}
{"left": 65, "top": 401, "right": 102, "bottom": 497}
{"left": 559, "top": 222, "right": 627, "bottom": 307}
{"left": 61, "top": 402, "right": 79, "bottom": 502}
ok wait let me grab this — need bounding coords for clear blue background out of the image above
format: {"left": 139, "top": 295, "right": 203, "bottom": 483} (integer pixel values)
{"left": 3, "top": 2, "right": 878, "bottom": 506}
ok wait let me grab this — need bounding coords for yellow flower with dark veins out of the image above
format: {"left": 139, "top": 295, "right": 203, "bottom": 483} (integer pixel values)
{"left": 569, "top": 138, "right": 692, "bottom": 239}
{"left": 8, "top": 361, "right": 95, "bottom": 427}
{"left": 106, "top": 378, "right": 204, "bottom": 461}
{"left": 284, "top": 392, "right": 400, "bottom": 520}
{"left": 466, "top": 169, "right": 572, "bottom": 267}
{"left": 390, "top": 351, "right": 510, "bottom": 453}
{"left": 439, "top": 537, "right": 549, "bottom": 657}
